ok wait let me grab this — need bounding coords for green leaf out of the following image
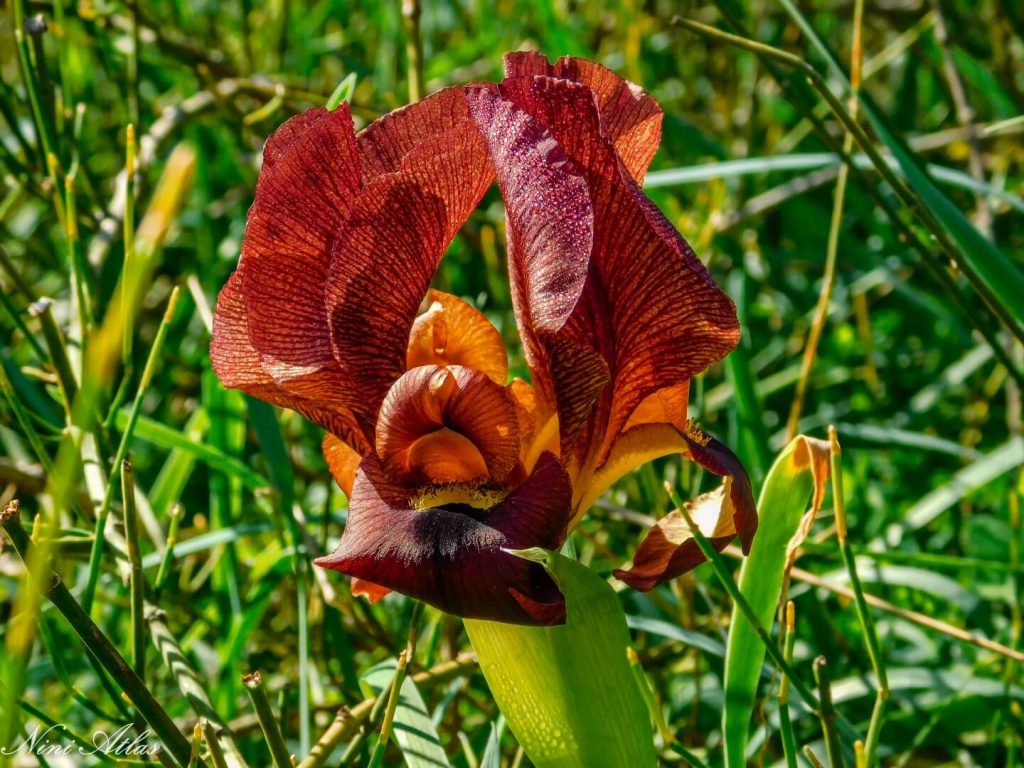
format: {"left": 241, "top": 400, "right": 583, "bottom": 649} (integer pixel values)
{"left": 722, "top": 436, "right": 831, "bottom": 768}
{"left": 465, "top": 549, "right": 655, "bottom": 768}
{"left": 326, "top": 72, "right": 357, "bottom": 111}
{"left": 361, "top": 658, "right": 452, "bottom": 768}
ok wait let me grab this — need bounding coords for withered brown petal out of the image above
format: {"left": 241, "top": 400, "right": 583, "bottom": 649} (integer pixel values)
{"left": 314, "top": 452, "right": 572, "bottom": 625}
{"left": 502, "top": 51, "right": 663, "bottom": 182}
{"left": 327, "top": 102, "right": 493, "bottom": 436}
{"left": 613, "top": 427, "right": 758, "bottom": 590}
{"left": 407, "top": 290, "right": 508, "bottom": 385}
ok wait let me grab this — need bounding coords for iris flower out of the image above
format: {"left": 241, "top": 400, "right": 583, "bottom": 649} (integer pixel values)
{"left": 211, "top": 52, "right": 757, "bottom": 626}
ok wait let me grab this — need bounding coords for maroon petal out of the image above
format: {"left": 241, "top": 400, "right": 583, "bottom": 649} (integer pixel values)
{"left": 211, "top": 268, "right": 369, "bottom": 451}
{"left": 327, "top": 94, "right": 493, "bottom": 436}
{"left": 496, "top": 72, "right": 741, "bottom": 465}
{"left": 315, "top": 452, "right": 573, "bottom": 625}
{"left": 502, "top": 52, "right": 663, "bottom": 183}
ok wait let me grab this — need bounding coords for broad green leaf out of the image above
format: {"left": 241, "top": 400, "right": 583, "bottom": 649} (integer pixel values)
{"left": 722, "top": 436, "right": 831, "bottom": 768}
{"left": 465, "top": 549, "right": 655, "bottom": 768}
{"left": 361, "top": 658, "right": 452, "bottom": 768}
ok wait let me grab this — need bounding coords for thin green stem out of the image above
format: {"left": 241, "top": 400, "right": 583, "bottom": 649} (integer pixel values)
{"left": 121, "top": 459, "right": 146, "bottom": 683}
{"left": 813, "top": 657, "right": 843, "bottom": 767}
{"left": 243, "top": 672, "right": 292, "bottom": 768}
{"left": 778, "top": 602, "right": 799, "bottom": 768}
{"left": 202, "top": 722, "right": 230, "bottom": 768}
{"left": 30, "top": 297, "right": 79, "bottom": 418}
{"left": 155, "top": 503, "right": 184, "bottom": 595}
{"left": 830, "top": 426, "right": 889, "bottom": 765}
{"left": 82, "top": 287, "right": 180, "bottom": 613}
{"left": 401, "top": 0, "right": 424, "bottom": 102}
{"left": 367, "top": 649, "right": 409, "bottom": 768}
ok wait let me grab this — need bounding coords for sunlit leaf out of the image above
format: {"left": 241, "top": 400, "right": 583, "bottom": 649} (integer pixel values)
{"left": 361, "top": 658, "right": 452, "bottom": 768}
{"left": 466, "top": 549, "right": 655, "bottom": 768}
{"left": 722, "top": 435, "right": 831, "bottom": 768}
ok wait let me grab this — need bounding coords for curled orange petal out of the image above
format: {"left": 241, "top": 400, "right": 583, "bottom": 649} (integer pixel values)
{"left": 407, "top": 290, "right": 508, "bottom": 385}
{"left": 376, "top": 365, "right": 520, "bottom": 486}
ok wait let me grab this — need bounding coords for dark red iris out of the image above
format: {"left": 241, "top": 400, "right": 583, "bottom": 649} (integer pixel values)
{"left": 211, "top": 52, "right": 758, "bottom": 626}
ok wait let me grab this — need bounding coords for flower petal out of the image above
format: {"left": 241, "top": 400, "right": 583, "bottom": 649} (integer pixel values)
{"left": 407, "top": 290, "right": 508, "bottom": 385}
{"left": 496, "top": 72, "right": 741, "bottom": 464}
{"left": 351, "top": 577, "right": 391, "bottom": 604}
{"left": 612, "top": 425, "right": 758, "bottom": 590}
{"left": 322, "top": 433, "right": 362, "bottom": 497}
{"left": 465, "top": 85, "right": 607, "bottom": 454}
{"left": 241, "top": 105, "right": 362, "bottom": 396}
{"left": 210, "top": 105, "right": 372, "bottom": 450}
{"left": 314, "top": 452, "right": 572, "bottom": 625}
{"left": 612, "top": 483, "right": 739, "bottom": 592}
{"left": 503, "top": 52, "right": 662, "bottom": 182}
{"left": 375, "top": 365, "right": 520, "bottom": 486}
{"left": 212, "top": 268, "right": 369, "bottom": 450}
{"left": 327, "top": 96, "right": 493, "bottom": 435}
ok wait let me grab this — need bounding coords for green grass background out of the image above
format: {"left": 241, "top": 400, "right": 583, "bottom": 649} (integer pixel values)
{"left": 1, "top": 0, "right": 1023, "bottom": 765}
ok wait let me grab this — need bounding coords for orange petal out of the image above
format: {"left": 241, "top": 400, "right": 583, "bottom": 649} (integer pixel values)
{"left": 509, "top": 378, "right": 559, "bottom": 472}
{"left": 322, "top": 433, "right": 362, "bottom": 498}
{"left": 407, "top": 290, "right": 508, "bottom": 384}
{"left": 375, "top": 365, "right": 520, "bottom": 486}
{"left": 351, "top": 577, "right": 391, "bottom": 604}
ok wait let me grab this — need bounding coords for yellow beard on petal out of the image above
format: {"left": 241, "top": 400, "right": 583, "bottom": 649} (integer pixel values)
{"left": 409, "top": 482, "right": 511, "bottom": 511}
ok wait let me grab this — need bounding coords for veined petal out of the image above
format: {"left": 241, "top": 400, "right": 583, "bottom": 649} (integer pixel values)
{"left": 612, "top": 424, "right": 758, "bottom": 590}
{"left": 357, "top": 85, "right": 495, "bottom": 180}
{"left": 212, "top": 269, "right": 369, "bottom": 451}
{"left": 375, "top": 365, "right": 520, "bottom": 486}
{"left": 503, "top": 52, "right": 662, "bottom": 183}
{"left": 241, "top": 105, "right": 363, "bottom": 398}
{"left": 407, "top": 290, "right": 508, "bottom": 384}
{"left": 314, "top": 452, "right": 572, "bottom": 625}
{"left": 327, "top": 102, "right": 493, "bottom": 435}
{"left": 497, "top": 72, "right": 740, "bottom": 465}
{"left": 466, "top": 85, "right": 607, "bottom": 454}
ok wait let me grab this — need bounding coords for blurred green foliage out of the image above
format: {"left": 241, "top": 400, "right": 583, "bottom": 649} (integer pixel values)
{"left": 1, "top": 0, "right": 1023, "bottom": 765}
